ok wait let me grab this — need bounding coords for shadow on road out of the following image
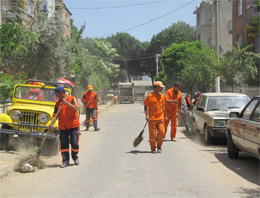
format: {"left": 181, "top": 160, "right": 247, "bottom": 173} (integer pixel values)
{"left": 127, "top": 150, "right": 152, "bottom": 155}
{"left": 180, "top": 127, "right": 260, "bottom": 186}
{"left": 234, "top": 187, "right": 260, "bottom": 198}
{"left": 215, "top": 152, "right": 260, "bottom": 186}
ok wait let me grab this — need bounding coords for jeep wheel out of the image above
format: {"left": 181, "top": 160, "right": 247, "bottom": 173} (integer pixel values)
{"left": 204, "top": 125, "right": 214, "bottom": 145}
{"left": 0, "top": 125, "right": 10, "bottom": 150}
{"left": 227, "top": 132, "right": 239, "bottom": 159}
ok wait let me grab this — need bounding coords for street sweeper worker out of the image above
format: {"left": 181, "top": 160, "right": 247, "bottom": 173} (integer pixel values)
{"left": 143, "top": 81, "right": 168, "bottom": 153}
{"left": 49, "top": 86, "right": 80, "bottom": 168}
{"left": 81, "top": 85, "right": 100, "bottom": 131}
{"left": 164, "top": 82, "right": 183, "bottom": 141}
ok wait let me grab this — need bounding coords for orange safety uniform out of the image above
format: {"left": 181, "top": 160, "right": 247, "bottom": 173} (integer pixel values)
{"left": 54, "top": 95, "right": 80, "bottom": 164}
{"left": 143, "top": 92, "right": 166, "bottom": 151}
{"left": 81, "top": 91, "right": 98, "bottom": 109}
{"left": 81, "top": 91, "right": 99, "bottom": 129}
{"left": 164, "top": 88, "right": 183, "bottom": 140}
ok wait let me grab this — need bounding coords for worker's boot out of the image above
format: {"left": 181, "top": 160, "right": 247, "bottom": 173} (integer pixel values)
{"left": 60, "top": 161, "right": 69, "bottom": 168}
{"left": 94, "top": 128, "right": 100, "bottom": 131}
{"left": 74, "top": 159, "right": 79, "bottom": 166}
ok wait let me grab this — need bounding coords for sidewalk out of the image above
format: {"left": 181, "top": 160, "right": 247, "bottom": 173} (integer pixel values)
{"left": 0, "top": 101, "right": 113, "bottom": 181}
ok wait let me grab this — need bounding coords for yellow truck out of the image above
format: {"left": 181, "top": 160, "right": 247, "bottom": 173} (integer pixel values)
{"left": 0, "top": 80, "right": 74, "bottom": 155}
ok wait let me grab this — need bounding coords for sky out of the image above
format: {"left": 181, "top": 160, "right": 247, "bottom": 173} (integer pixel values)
{"left": 63, "top": 0, "right": 201, "bottom": 42}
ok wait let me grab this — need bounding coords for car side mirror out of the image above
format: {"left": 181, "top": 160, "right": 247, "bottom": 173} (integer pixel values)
{"left": 230, "top": 112, "right": 239, "bottom": 118}
{"left": 197, "top": 107, "right": 204, "bottom": 112}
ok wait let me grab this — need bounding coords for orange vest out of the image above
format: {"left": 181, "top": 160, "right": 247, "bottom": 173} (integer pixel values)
{"left": 143, "top": 92, "right": 165, "bottom": 121}
{"left": 55, "top": 95, "right": 80, "bottom": 130}
{"left": 165, "top": 88, "right": 183, "bottom": 112}
{"left": 81, "top": 91, "right": 97, "bottom": 109}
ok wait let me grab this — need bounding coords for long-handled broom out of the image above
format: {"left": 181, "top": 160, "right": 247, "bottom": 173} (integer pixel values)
{"left": 133, "top": 104, "right": 156, "bottom": 147}
{"left": 133, "top": 120, "right": 149, "bottom": 147}
{"left": 15, "top": 104, "right": 63, "bottom": 171}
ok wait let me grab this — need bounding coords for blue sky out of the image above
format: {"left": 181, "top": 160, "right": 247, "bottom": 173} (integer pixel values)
{"left": 63, "top": 0, "right": 201, "bottom": 42}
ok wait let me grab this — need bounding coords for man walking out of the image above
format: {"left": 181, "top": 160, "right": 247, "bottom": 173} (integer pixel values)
{"left": 81, "top": 85, "right": 100, "bottom": 131}
{"left": 143, "top": 81, "right": 167, "bottom": 153}
{"left": 49, "top": 86, "right": 80, "bottom": 168}
{"left": 164, "top": 82, "right": 183, "bottom": 141}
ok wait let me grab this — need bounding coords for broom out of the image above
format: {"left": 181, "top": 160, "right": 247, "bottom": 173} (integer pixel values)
{"left": 15, "top": 104, "right": 63, "bottom": 171}
{"left": 133, "top": 120, "right": 149, "bottom": 147}
{"left": 133, "top": 104, "right": 156, "bottom": 147}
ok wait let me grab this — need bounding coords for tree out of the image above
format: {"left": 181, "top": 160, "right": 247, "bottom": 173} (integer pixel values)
{"left": 0, "top": 0, "right": 38, "bottom": 72}
{"left": 106, "top": 33, "right": 147, "bottom": 82}
{"left": 162, "top": 41, "right": 217, "bottom": 92}
{"left": 247, "top": 0, "right": 260, "bottom": 38}
{"left": 144, "top": 21, "right": 196, "bottom": 82}
{"left": 218, "top": 44, "right": 259, "bottom": 91}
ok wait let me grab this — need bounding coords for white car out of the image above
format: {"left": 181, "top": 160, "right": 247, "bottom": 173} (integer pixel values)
{"left": 192, "top": 93, "right": 250, "bottom": 144}
{"left": 226, "top": 96, "right": 260, "bottom": 159}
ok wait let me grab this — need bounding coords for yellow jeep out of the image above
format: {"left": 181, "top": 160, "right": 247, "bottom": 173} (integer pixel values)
{"left": 0, "top": 80, "right": 74, "bottom": 155}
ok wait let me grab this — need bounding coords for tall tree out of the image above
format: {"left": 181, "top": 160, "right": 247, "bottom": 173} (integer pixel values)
{"left": 144, "top": 21, "right": 196, "bottom": 82}
{"left": 162, "top": 41, "right": 217, "bottom": 92}
{"left": 106, "top": 33, "right": 147, "bottom": 82}
{"left": 218, "top": 44, "right": 259, "bottom": 91}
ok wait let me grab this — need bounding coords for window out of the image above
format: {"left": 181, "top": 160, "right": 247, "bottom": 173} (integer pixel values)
{"left": 251, "top": 102, "right": 260, "bottom": 122}
{"left": 241, "top": 99, "right": 259, "bottom": 120}
{"left": 238, "top": 0, "right": 242, "bottom": 17}
{"left": 237, "top": 33, "right": 243, "bottom": 47}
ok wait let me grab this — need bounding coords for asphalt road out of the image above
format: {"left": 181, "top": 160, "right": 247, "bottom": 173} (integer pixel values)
{"left": 0, "top": 103, "right": 259, "bottom": 198}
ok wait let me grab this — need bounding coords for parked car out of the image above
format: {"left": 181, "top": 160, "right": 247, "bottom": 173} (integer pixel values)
{"left": 226, "top": 96, "right": 260, "bottom": 159}
{"left": 0, "top": 80, "right": 74, "bottom": 155}
{"left": 192, "top": 93, "right": 250, "bottom": 144}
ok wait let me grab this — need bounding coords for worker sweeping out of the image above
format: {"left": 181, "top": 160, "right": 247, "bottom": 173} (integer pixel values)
{"left": 49, "top": 86, "right": 80, "bottom": 168}
{"left": 143, "top": 81, "right": 167, "bottom": 153}
{"left": 164, "top": 82, "right": 183, "bottom": 141}
{"left": 81, "top": 85, "right": 100, "bottom": 131}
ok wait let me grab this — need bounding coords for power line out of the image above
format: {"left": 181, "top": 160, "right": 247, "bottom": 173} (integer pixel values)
{"left": 113, "top": 55, "right": 157, "bottom": 61}
{"left": 69, "top": 0, "right": 168, "bottom": 10}
{"left": 98, "top": 0, "right": 195, "bottom": 38}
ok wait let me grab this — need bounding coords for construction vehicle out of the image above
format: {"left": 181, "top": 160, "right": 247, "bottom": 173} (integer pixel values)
{"left": 118, "top": 82, "right": 135, "bottom": 104}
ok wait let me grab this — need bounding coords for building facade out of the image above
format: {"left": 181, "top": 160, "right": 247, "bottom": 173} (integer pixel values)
{"left": 194, "top": 0, "right": 232, "bottom": 53}
{"left": 232, "top": 0, "right": 260, "bottom": 53}
{"left": 1, "top": 0, "right": 71, "bottom": 39}
{"left": 55, "top": 0, "right": 71, "bottom": 38}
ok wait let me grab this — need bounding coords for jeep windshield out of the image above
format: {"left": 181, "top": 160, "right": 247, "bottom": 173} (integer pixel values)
{"left": 14, "top": 86, "right": 69, "bottom": 102}
{"left": 207, "top": 96, "right": 249, "bottom": 111}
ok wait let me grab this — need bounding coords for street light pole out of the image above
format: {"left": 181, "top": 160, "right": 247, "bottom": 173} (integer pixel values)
{"left": 155, "top": 54, "right": 160, "bottom": 77}
{"left": 214, "top": 0, "right": 220, "bottom": 92}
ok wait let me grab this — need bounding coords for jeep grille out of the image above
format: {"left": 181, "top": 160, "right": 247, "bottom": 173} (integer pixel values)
{"left": 18, "top": 111, "right": 40, "bottom": 131}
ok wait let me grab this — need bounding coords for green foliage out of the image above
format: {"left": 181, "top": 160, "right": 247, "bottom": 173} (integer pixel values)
{"left": 247, "top": 0, "right": 260, "bottom": 38}
{"left": 218, "top": 44, "right": 259, "bottom": 89}
{"left": 106, "top": 33, "right": 147, "bottom": 81}
{"left": 0, "top": 0, "right": 39, "bottom": 69}
{"left": 144, "top": 21, "right": 196, "bottom": 81}
{"left": 0, "top": 72, "right": 23, "bottom": 101}
{"left": 162, "top": 41, "right": 217, "bottom": 92}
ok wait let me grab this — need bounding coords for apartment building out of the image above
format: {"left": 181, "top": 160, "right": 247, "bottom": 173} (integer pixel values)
{"left": 194, "top": 0, "right": 232, "bottom": 53}
{"left": 55, "top": 0, "right": 71, "bottom": 38}
{"left": 232, "top": 0, "right": 260, "bottom": 53}
{"left": 1, "top": 0, "right": 71, "bottom": 39}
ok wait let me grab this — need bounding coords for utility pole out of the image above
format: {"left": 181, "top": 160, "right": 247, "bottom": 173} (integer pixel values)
{"left": 214, "top": 0, "right": 219, "bottom": 60}
{"left": 0, "top": 0, "right": 2, "bottom": 25}
{"left": 214, "top": 0, "right": 220, "bottom": 92}
{"left": 155, "top": 54, "right": 160, "bottom": 77}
